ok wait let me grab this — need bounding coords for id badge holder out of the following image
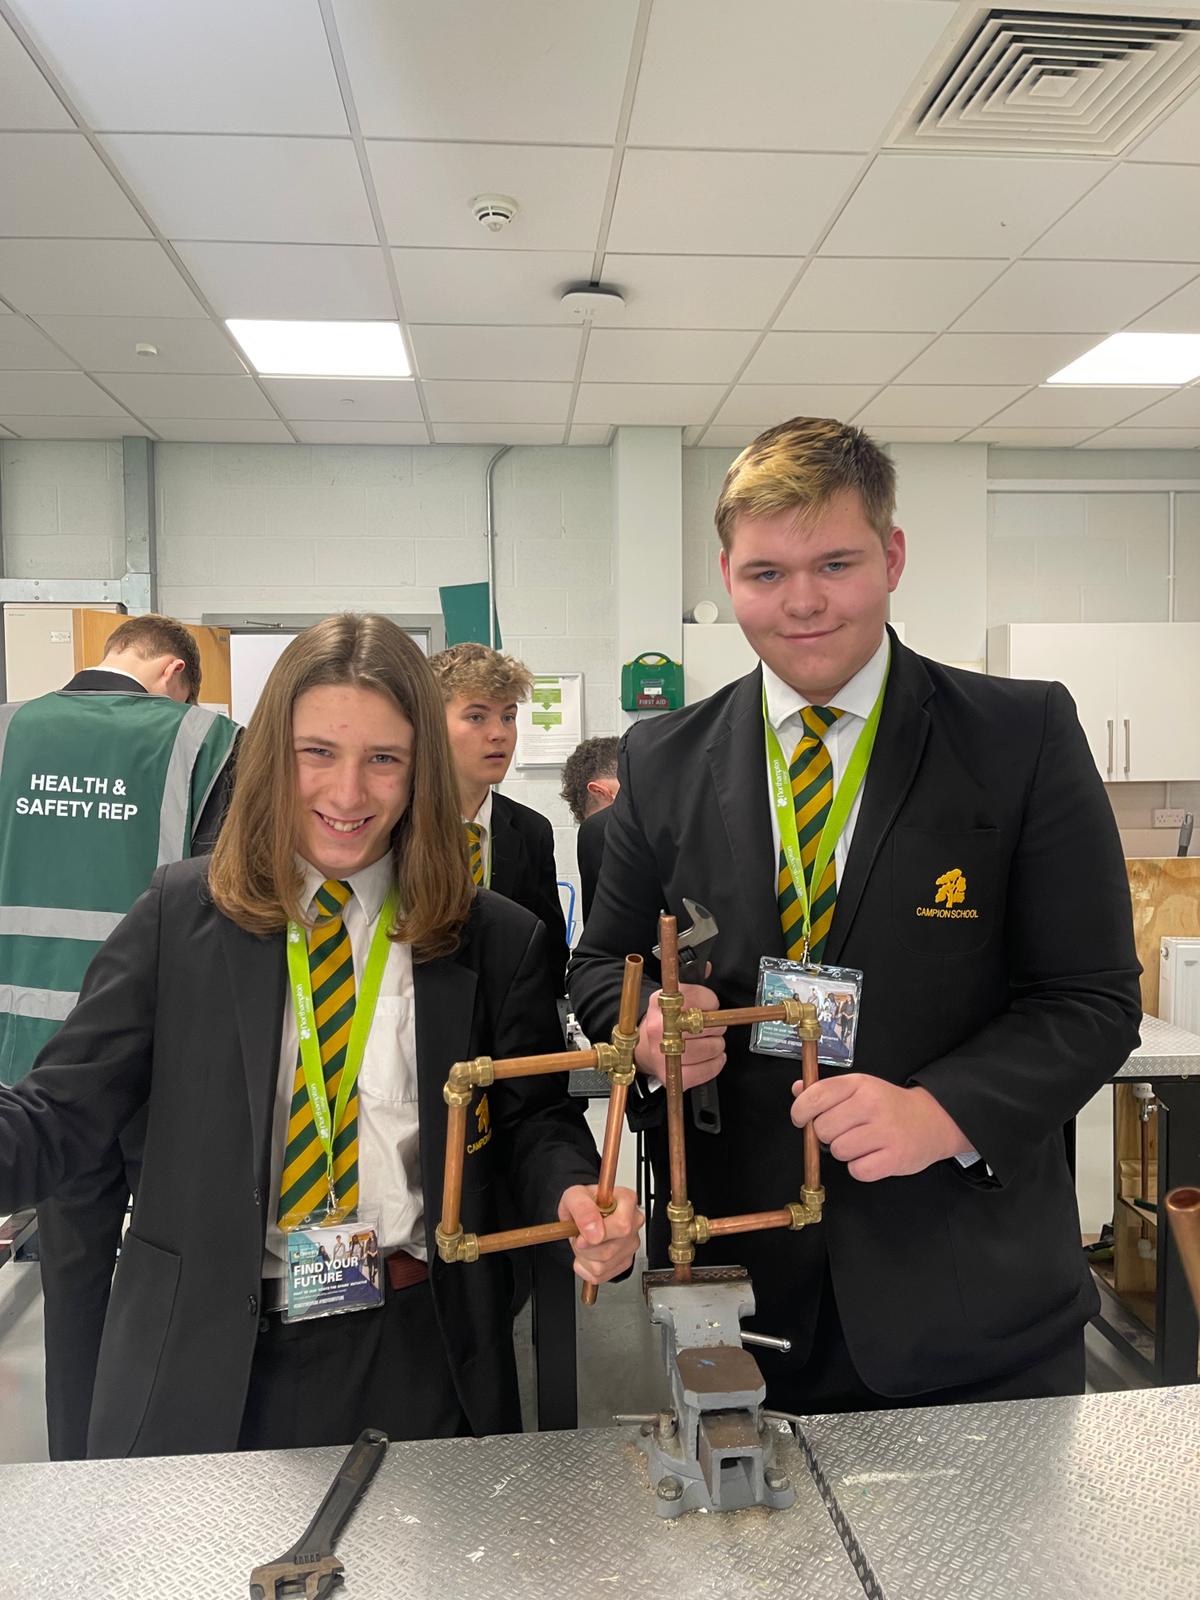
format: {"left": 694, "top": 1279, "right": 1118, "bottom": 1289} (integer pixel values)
{"left": 751, "top": 955, "right": 864, "bottom": 1068}
{"left": 283, "top": 1207, "right": 384, "bottom": 1323}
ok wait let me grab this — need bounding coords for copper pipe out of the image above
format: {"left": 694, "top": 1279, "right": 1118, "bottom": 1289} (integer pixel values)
{"left": 657, "top": 915, "right": 693, "bottom": 1284}
{"left": 492, "top": 1049, "right": 593, "bottom": 1078}
{"left": 691, "top": 1003, "right": 796, "bottom": 1029}
{"left": 802, "top": 1035, "right": 820, "bottom": 1193}
{"left": 440, "top": 1100, "right": 468, "bottom": 1239}
{"left": 1165, "top": 1187, "right": 1200, "bottom": 1316}
{"left": 706, "top": 1208, "right": 795, "bottom": 1237}
{"left": 474, "top": 1219, "right": 578, "bottom": 1255}
{"left": 618, "top": 952, "right": 644, "bottom": 1036}
{"left": 581, "top": 1079, "right": 629, "bottom": 1308}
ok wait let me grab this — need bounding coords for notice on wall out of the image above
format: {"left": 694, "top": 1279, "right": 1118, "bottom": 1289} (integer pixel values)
{"left": 515, "top": 673, "right": 583, "bottom": 768}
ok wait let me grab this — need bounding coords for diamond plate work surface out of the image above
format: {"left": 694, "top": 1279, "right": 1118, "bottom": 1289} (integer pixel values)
{"left": 1116, "top": 1015, "right": 1200, "bottom": 1078}
{"left": 799, "top": 1386, "right": 1200, "bottom": 1600}
{"left": 0, "top": 1425, "right": 861, "bottom": 1600}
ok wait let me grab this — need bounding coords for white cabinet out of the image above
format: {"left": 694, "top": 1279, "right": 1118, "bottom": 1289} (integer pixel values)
{"left": 987, "top": 622, "right": 1200, "bottom": 782}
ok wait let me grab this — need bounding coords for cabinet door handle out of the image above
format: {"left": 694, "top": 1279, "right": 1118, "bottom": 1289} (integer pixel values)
{"left": 1107, "top": 719, "right": 1115, "bottom": 778}
{"left": 1124, "top": 717, "right": 1131, "bottom": 778}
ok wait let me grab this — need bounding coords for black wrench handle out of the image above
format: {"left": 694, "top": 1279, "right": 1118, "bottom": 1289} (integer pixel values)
{"left": 284, "top": 1427, "right": 388, "bottom": 1564}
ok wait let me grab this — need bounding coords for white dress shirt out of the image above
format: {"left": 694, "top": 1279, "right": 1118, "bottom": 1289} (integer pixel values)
{"left": 762, "top": 631, "right": 891, "bottom": 881}
{"left": 263, "top": 853, "right": 424, "bottom": 1278}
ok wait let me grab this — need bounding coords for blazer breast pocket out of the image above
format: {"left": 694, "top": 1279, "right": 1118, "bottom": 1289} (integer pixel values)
{"left": 891, "top": 825, "right": 1003, "bottom": 956}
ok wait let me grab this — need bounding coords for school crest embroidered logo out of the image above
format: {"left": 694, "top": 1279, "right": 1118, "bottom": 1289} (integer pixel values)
{"left": 935, "top": 868, "right": 967, "bottom": 909}
{"left": 467, "top": 1092, "right": 492, "bottom": 1156}
{"left": 916, "top": 866, "right": 978, "bottom": 920}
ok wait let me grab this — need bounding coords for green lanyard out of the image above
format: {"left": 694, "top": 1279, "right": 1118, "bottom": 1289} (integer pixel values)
{"left": 286, "top": 885, "right": 399, "bottom": 1214}
{"left": 764, "top": 658, "right": 890, "bottom": 964}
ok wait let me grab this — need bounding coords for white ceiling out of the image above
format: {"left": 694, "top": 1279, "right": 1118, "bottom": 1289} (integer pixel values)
{"left": 2, "top": 0, "right": 1200, "bottom": 449}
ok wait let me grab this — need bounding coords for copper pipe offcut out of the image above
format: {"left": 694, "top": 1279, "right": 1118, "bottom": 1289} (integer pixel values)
{"left": 1165, "top": 1187, "right": 1200, "bottom": 1316}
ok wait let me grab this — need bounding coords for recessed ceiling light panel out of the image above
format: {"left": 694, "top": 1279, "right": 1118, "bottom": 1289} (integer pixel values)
{"left": 226, "top": 319, "right": 412, "bottom": 379}
{"left": 1046, "top": 333, "right": 1200, "bottom": 387}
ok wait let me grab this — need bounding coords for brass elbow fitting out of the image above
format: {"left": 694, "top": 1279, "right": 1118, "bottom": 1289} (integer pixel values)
{"left": 435, "top": 1225, "right": 479, "bottom": 1264}
{"left": 786, "top": 1187, "right": 825, "bottom": 1230}
{"left": 795, "top": 1003, "right": 820, "bottom": 1043}
{"left": 444, "top": 1056, "right": 495, "bottom": 1105}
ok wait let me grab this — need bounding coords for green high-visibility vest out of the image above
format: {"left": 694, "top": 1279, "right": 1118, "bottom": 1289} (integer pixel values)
{"left": 0, "top": 689, "right": 239, "bottom": 1085}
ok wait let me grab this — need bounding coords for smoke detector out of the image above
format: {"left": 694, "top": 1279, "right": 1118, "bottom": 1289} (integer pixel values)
{"left": 559, "top": 285, "right": 626, "bottom": 324}
{"left": 471, "top": 194, "right": 519, "bottom": 233}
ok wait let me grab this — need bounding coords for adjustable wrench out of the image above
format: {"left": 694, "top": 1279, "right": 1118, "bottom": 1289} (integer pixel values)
{"left": 653, "top": 898, "right": 722, "bottom": 1134}
{"left": 249, "top": 1427, "right": 388, "bottom": 1600}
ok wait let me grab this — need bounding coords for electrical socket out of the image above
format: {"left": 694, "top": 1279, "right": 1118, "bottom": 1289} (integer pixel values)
{"left": 1153, "top": 808, "right": 1187, "bottom": 829}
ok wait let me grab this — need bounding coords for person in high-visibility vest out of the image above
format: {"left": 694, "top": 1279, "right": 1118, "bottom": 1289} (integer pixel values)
{"left": 0, "top": 611, "right": 239, "bottom": 1459}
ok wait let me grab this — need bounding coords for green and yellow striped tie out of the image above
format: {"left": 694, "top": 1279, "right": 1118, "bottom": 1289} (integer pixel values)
{"left": 465, "top": 821, "right": 485, "bottom": 886}
{"left": 278, "top": 879, "right": 359, "bottom": 1224}
{"left": 779, "top": 705, "right": 845, "bottom": 964}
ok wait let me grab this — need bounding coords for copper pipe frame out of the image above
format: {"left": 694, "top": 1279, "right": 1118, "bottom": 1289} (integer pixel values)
{"left": 656, "top": 915, "right": 694, "bottom": 1283}
{"left": 1165, "top": 1186, "right": 1200, "bottom": 1316}
{"left": 435, "top": 955, "right": 643, "bottom": 1279}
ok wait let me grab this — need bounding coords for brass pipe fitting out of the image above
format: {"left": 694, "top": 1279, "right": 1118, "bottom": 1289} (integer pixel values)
{"left": 666, "top": 1198, "right": 695, "bottom": 1266}
{"left": 689, "top": 1213, "right": 711, "bottom": 1246}
{"left": 787, "top": 1186, "right": 825, "bottom": 1230}
{"left": 593, "top": 1040, "right": 618, "bottom": 1077}
{"left": 679, "top": 1006, "right": 704, "bottom": 1035}
{"left": 658, "top": 989, "right": 685, "bottom": 1057}
{"left": 434, "top": 1224, "right": 479, "bottom": 1264}
{"left": 610, "top": 1024, "right": 638, "bottom": 1087}
{"left": 445, "top": 1056, "right": 495, "bottom": 1105}
{"left": 795, "top": 1003, "right": 820, "bottom": 1042}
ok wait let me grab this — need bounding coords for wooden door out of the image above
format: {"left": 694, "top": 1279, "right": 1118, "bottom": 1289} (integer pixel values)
{"left": 72, "top": 610, "right": 233, "bottom": 714}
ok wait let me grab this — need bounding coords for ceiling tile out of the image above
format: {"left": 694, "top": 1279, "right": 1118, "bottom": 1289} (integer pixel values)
{"left": 0, "top": 370, "right": 126, "bottom": 414}
{"left": 0, "top": 239, "right": 202, "bottom": 316}
{"left": 423, "top": 381, "right": 572, "bottom": 424}
{"left": 12, "top": 0, "right": 348, "bottom": 133}
{"left": 332, "top": 0, "right": 637, "bottom": 142}
{"left": 369, "top": 142, "right": 610, "bottom": 252}
{"left": 962, "top": 427, "right": 1095, "bottom": 446}
{"left": 953, "top": 260, "right": 1198, "bottom": 334}
{"left": 102, "top": 135, "right": 375, "bottom": 245}
{"left": 629, "top": 0, "right": 954, "bottom": 152}
{"left": 291, "top": 420, "right": 429, "bottom": 445}
{"left": 433, "top": 424, "right": 568, "bottom": 445}
{"left": 872, "top": 426, "right": 969, "bottom": 443}
{"left": 694, "top": 424, "right": 763, "bottom": 448}
{"left": 394, "top": 248, "right": 593, "bottom": 325}
{"left": 1130, "top": 274, "right": 1200, "bottom": 332}
{"left": 1115, "top": 387, "right": 1200, "bottom": 428}
{"left": 895, "top": 333, "right": 1097, "bottom": 386}
{"left": 1031, "top": 165, "right": 1200, "bottom": 262}
{"left": 1079, "top": 428, "right": 1200, "bottom": 449}
{"left": 568, "top": 424, "right": 612, "bottom": 445}
{"left": 0, "top": 132, "right": 150, "bottom": 238}
{"left": 983, "top": 387, "right": 1175, "bottom": 428}
{"left": 410, "top": 326, "right": 580, "bottom": 382}
{"left": 177, "top": 242, "right": 394, "bottom": 319}
{"left": 262, "top": 377, "right": 422, "bottom": 423}
{"left": 855, "top": 385, "right": 1026, "bottom": 427}
{"left": 573, "top": 383, "right": 725, "bottom": 426}
{"left": 0, "top": 414, "right": 149, "bottom": 438}
{"left": 608, "top": 150, "right": 860, "bottom": 256}
{"left": 97, "top": 371, "right": 277, "bottom": 419}
{"left": 32, "top": 315, "right": 246, "bottom": 374}
{"left": 743, "top": 331, "right": 930, "bottom": 385}
{"left": 584, "top": 329, "right": 757, "bottom": 384}
{"left": 777, "top": 258, "right": 1006, "bottom": 333}
{"left": 821, "top": 154, "right": 1105, "bottom": 257}
{"left": 1127, "top": 83, "right": 1200, "bottom": 165}
{"left": 0, "top": 17, "right": 72, "bottom": 128}
{"left": 716, "top": 383, "right": 877, "bottom": 425}
{"left": 602, "top": 254, "right": 799, "bottom": 330}
{"left": 0, "top": 317, "right": 77, "bottom": 370}
{"left": 149, "top": 418, "right": 293, "bottom": 443}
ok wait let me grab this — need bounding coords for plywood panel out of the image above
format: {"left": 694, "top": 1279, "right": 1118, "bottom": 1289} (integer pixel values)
{"left": 73, "top": 610, "right": 231, "bottom": 714}
{"left": 1126, "top": 857, "right": 1200, "bottom": 1016}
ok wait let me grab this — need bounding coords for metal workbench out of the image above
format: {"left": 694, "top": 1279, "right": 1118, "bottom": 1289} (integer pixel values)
{"left": 2, "top": 1389, "right": 1198, "bottom": 1598}
{"left": 0, "top": 1424, "right": 859, "bottom": 1600}
{"left": 1104, "top": 1016, "right": 1200, "bottom": 1385}
{"left": 799, "top": 1385, "right": 1200, "bottom": 1600}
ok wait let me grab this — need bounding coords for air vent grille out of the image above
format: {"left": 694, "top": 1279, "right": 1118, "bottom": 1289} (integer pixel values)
{"left": 890, "top": 8, "right": 1200, "bottom": 155}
